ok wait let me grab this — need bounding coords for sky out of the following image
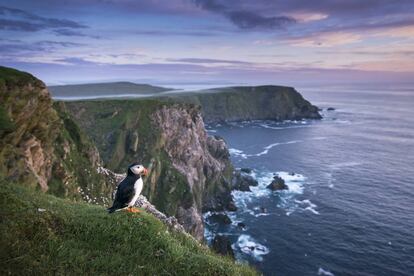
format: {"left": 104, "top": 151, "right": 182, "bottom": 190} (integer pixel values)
{"left": 1, "top": 0, "right": 413, "bottom": 86}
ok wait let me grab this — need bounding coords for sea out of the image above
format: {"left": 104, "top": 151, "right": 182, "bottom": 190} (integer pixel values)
{"left": 203, "top": 84, "right": 414, "bottom": 276}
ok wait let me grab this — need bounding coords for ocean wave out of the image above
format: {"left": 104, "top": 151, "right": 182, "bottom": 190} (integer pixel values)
{"left": 295, "top": 199, "right": 320, "bottom": 215}
{"left": 228, "top": 148, "right": 248, "bottom": 159}
{"left": 259, "top": 123, "right": 311, "bottom": 130}
{"left": 204, "top": 226, "right": 215, "bottom": 244}
{"left": 318, "top": 267, "right": 335, "bottom": 276}
{"left": 328, "top": 161, "right": 363, "bottom": 170}
{"left": 234, "top": 234, "right": 270, "bottom": 262}
{"left": 229, "top": 138, "right": 327, "bottom": 159}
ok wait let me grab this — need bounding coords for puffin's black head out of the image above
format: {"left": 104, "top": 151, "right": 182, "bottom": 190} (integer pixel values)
{"left": 127, "top": 163, "right": 148, "bottom": 177}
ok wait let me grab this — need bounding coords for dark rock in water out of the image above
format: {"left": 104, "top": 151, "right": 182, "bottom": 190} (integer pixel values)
{"left": 208, "top": 213, "right": 232, "bottom": 225}
{"left": 212, "top": 235, "right": 234, "bottom": 258}
{"left": 240, "top": 168, "right": 252, "bottom": 174}
{"left": 237, "top": 222, "right": 246, "bottom": 229}
{"left": 327, "top": 107, "right": 335, "bottom": 111}
{"left": 289, "top": 172, "right": 295, "bottom": 176}
{"left": 260, "top": 207, "right": 267, "bottom": 213}
{"left": 227, "top": 201, "right": 237, "bottom": 212}
{"left": 267, "top": 175, "right": 288, "bottom": 191}
{"left": 232, "top": 170, "right": 258, "bottom": 191}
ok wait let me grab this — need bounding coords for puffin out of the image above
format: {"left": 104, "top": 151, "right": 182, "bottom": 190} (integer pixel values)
{"left": 107, "top": 162, "right": 148, "bottom": 213}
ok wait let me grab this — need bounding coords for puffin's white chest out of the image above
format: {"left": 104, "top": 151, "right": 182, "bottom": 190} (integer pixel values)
{"left": 129, "top": 178, "right": 143, "bottom": 207}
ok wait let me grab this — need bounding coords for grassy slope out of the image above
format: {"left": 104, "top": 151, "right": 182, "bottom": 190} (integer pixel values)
{"left": 0, "top": 180, "right": 256, "bottom": 275}
{"left": 158, "top": 85, "right": 321, "bottom": 122}
{"left": 48, "top": 82, "right": 170, "bottom": 98}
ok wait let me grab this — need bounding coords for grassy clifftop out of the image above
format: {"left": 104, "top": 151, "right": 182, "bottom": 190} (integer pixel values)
{"left": 49, "top": 82, "right": 170, "bottom": 98}
{"left": 160, "top": 85, "right": 322, "bottom": 123}
{"left": 0, "top": 179, "right": 256, "bottom": 275}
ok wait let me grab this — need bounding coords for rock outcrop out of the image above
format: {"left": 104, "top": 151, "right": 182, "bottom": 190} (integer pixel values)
{"left": 212, "top": 235, "right": 235, "bottom": 258}
{"left": 207, "top": 213, "right": 232, "bottom": 225}
{"left": 232, "top": 169, "right": 258, "bottom": 191}
{"left": 267, "top": 175, "right": 288, "bottom": 191}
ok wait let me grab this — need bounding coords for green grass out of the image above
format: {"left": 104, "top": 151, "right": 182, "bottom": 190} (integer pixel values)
{"left": 0, "top": 181, "right": 257, "bottom": 275}
{"left": 0, "top": 66, "right": 38, "bottom": 85}
{"left": 0, "top": 105, "right": 14, "bottom": 135}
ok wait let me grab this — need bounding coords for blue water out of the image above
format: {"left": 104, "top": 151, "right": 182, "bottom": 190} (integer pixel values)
{"left": 204, "top": 85, "right": 414, "bottom": 275}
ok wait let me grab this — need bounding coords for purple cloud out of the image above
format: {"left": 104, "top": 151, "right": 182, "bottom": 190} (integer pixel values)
{"left": 167, "top": 58, "right": 251, "bottom": 65}
{"left": 193, "top": 0, "right": 296, "bottom": 29}
{"left": 0, "top": 6, "right": 86, "bottom": 32}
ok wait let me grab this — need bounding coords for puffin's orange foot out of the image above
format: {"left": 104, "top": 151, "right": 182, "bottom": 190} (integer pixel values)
{"left": 130, "top": 207, "right": 140, "bottom": 213}
{"left": 125, "top": 207, "right": 140, "bottom": 213}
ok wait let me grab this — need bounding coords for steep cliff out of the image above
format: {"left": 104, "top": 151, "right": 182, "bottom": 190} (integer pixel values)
{"left": 63, "top": 100, "right": 235, "bottom": 240}
{"left": 0, "top": 66, "right": 114, "bottom": 203}
{"left": 160, "top": 85, "right": 321, "bottom": 123}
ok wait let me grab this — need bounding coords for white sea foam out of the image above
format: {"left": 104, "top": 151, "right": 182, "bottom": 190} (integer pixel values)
{"left": 259, "top": 123, "right": 311, "bottom": 130}
{"left": 229, "top": 148, "right": 248, "bottom": 159}
{"left": 235, "top": 234, "right": 269, "bottom": 262}
{"left": 254, "top": 140, "right": 302, "bottom": 156}
{"left": 328, "top": 161, "right": 363, "bottom": 170}
{"left": 230, "top": 138, "right": 327, "bottom": 159}
{"left": 318, "top": 267, "right": 335, "bottom": 276}
{"left": 325, "top": 172, "right": 335, "bottom": 188}
{"left": 295, "top": 199, "right": 320, "bottom": 215}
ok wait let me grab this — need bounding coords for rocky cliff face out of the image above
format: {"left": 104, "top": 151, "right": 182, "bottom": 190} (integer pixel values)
{"left": 153, "top": 104, "right": 233, "bottom": 238}
{"left": 0, "top": 66, "right": 115, "bottom": 204}
{"left": 0, "top": 68, "right": 58, "bottom": 191}
{"left": 63, "top": 99, "right": 234, "bottom": 240}
{"left": 161, "top": 85, "right": 321, "bottom": 123}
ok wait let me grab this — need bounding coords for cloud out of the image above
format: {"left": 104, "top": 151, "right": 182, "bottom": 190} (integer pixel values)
{"left": 227, "top": 10, "right": 295, "bottom": 29}
{"left": 133, "top": 29, "right": 219, "bottom": 37}
{"left": 53, "top": 28, "right": 100, "bottom": 39}
{"left": 0, "top": 6, "right": 86, "bottom": 32}
{"left": 287, "top": 12, "right": 328, "bottom": 23}
{"left": 288, "top": 32, "right": 361, "bottom": 47}
{"left": 167, "top": 57, "right": 251, "bottom": 65}
{"left": 193, "top": 0, "right": 296, "bottom": 30}
{"left": 0, "top": 39, "right": 85, "bottom": 58}
{"left": 53, "top": 57, "right": 99, "bottom": 66}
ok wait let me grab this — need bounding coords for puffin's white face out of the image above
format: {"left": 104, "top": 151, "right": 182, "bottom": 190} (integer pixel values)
{"left": 131, "top": 164, "right": 148, "bottom": 176}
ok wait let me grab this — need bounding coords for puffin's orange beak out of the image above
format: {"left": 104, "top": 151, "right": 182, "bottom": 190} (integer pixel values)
{"left": 143, "top": 168, "right": 148, "bottom": 176}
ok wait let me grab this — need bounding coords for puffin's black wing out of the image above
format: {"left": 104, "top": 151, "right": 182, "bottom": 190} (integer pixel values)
{"left": 107, "top": 178, "right": 135, "bottom": 213}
